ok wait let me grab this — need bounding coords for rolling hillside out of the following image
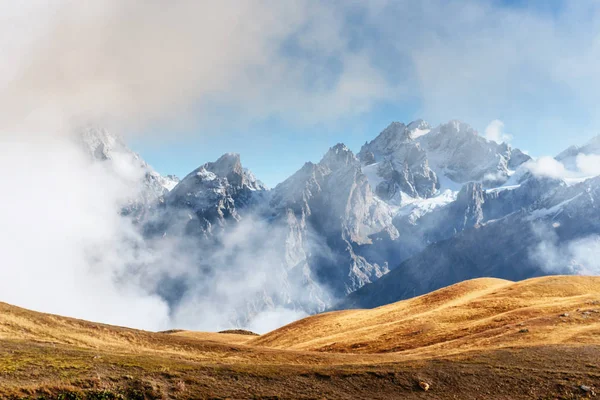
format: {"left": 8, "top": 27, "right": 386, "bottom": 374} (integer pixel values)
{"left": 254, "top": 276, "right": 600, "bottom": 355}
{"left": 1, "top": 276, "right": 599, "bottom": 399}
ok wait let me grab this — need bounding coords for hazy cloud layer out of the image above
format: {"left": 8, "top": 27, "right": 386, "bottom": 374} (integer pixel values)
{"left": 0, "top": 135, "right": 171, "bottom": 330}
{"left": 0, "top": 0, "right": 396, "bottom": 134}
{"left": 0, "top": 132, "right": 318, "bottom": 332}
{"left": 2, "top": 1, "right": 600, "bottom": 136}
{"left": 530, "top": 224, "right": 600, "bottom": 275}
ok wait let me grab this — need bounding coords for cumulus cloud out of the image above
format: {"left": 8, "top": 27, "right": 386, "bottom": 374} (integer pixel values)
{"left": 484, "top": 120, "right": 512, "bottom": 144}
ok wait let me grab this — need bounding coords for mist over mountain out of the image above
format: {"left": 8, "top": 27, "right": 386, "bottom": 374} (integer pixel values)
{"left": 71, "top": 119, "right": 600, "bottom": 330}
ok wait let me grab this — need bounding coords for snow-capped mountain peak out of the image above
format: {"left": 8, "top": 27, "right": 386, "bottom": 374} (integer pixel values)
{"left": 78, "top": 126, "right": 128, "bottom": 161}
{"left": 159, "top": 175, "right": 180, "bottom": 191}
{"left": 200, "top": 153, "right": 266, "bottom": 191}
{"left": 407, "top": 119, "right": 432, "bottom": 139}
{"left": 433, "top": 119, "right": 477, "bottom": 137}
{"left": 556, "top": 134, "right": 600, "bottom": 163}
{"left": 320, "top": 143, "right": 357, "bottom": 170}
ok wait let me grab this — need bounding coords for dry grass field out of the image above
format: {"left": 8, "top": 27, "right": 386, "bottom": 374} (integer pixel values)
{"left": 1, "top": 276, "right": 599, "bottom": 399}
{"left": 254, "top": 276, "right": 600, "bottom": 355}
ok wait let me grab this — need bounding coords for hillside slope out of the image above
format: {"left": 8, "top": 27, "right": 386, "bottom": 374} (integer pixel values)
{"left": 1, "top": 276, "right": 599, "bottom": 399}
{"left": 254, "top": 276, "right": 600, "bottom": 356}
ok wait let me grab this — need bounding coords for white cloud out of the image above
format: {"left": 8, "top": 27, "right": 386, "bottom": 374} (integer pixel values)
{"left": 525, "top": 152, "right": 600, "bottom": 181}
{"left": 164, "top": 215, "right": 331, "bottom": 332}
{"left": 0, "top": 135, "right": 170, "bottom": 330}
{"left": 2, "top": 1, "right": 600, "bottom": 138}
{"left": 524, "top": 156, "right": 569, "bottom": 179}
{"left": 0, "top": 0, "right": 395, "bottom": 134}
{"left": 388, "top": 1, "right": 600, "bottom": 138}
{"left": 576, "top": 153, "right": 600, "bottom": 176}
{"left": 484, "top": 119, "right": 513, "bottom": 143}
{"left": 530, "top": 224, "right": 600, "bottom": 275}
{"left": 0, "top": 0, "right": 360, "bottom": 333}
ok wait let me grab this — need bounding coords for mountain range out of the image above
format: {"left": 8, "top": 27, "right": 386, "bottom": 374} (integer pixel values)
{"left": 79, "top": 120, "right": 600, "bottom": 327}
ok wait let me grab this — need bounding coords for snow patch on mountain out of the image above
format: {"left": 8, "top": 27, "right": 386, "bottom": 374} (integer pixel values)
{"left": 359, "top": 120, "right": 530, "bottom": 207}
{"left": 158, "top": 174, "right": 180, "bottom": 191}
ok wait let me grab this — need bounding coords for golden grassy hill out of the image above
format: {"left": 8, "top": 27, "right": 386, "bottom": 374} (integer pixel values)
{"left": 1, "top": 275, "right": 599, "bottom": 399}
{"left": 253, "top": 275, "right": 600, "bottom": 356}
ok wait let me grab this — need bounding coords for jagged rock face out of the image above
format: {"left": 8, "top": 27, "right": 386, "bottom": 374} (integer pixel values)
{"left": 273, "top": 144, "right": 397, "bottom": 245}
{"left": 418, "top": 121, "right": 530, "bottom": 185}
{"left": 359, "top": 120, "right": 531, "bottom": 201}
{"left": 339, "top": 174, "right": 600, "bottom": 310}
{"left": 270, "top": 162, "right": 327, "bottom": 217}
{"left": 373, "top": 146, "right": 439, "bottom": 200}
{"left": 455, "top": 182, "right": 485, "bottom": 228}
{"left": 203, "top": 153, "right": 266, "bottom": 192}
{"left": 359, "top": 121, "right": 439, "bottom": 200}
{"left": 139, "top": 152, "right": 331, "bottom": 325}
{"left": 271, "top": 144, "right": 398, "bottom": 295}
{"left": 159, "top": 175, "right": 180, "bottom": 191}
{"left": 361, "top": 150, "right": 376, "bottom": 166}
{"left": 317, "top": 144, "right": 397, "bottom": 244}
{"left": 390, "top": 174, "right": 568, "bottom": 260}
{"left": 152, "top": 153, "right": 266, "bottom": 237}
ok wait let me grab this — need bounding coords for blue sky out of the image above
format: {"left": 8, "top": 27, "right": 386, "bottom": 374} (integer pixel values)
{"left": 126, "top": 0, "right": 600, "bottom": 188}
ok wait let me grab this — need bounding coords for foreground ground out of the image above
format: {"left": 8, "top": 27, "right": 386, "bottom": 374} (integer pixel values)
{"left": 1, "top": 276, "right": 599, "bottom": 399}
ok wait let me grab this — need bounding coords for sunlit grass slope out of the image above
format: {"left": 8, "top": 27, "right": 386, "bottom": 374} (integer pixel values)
{"left": 253, "top": 276, "right": 600, "bottom": 356}
{"left": 1, "top": 275, "right": 599, "bottom": 399}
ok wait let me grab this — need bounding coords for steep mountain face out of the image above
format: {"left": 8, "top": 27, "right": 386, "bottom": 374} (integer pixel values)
{"left": 417, "top": 120, "right": 530, "bottom": 184}
{"left": 271, "top": 144, "right": 398, "bottom": 296}
{"left": 159, "top": 175, "right": 180, "bottom": 191}
{"left": 358, "top": 120, "right": 531, "bottom": 204}
{"left": 358, "top": 121, "right": 439, "bottom": 201}
{"left": 389, "top": 175, "right": 567, "bottom": 252}
{"left": 150, "top": 153, "right": 267, "bottom": 237}
{"left": 139, "top": 152, "right": 333, "bottom": 326}
{"left": 340, "top": 174, "right": 600, "bottom": 309}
